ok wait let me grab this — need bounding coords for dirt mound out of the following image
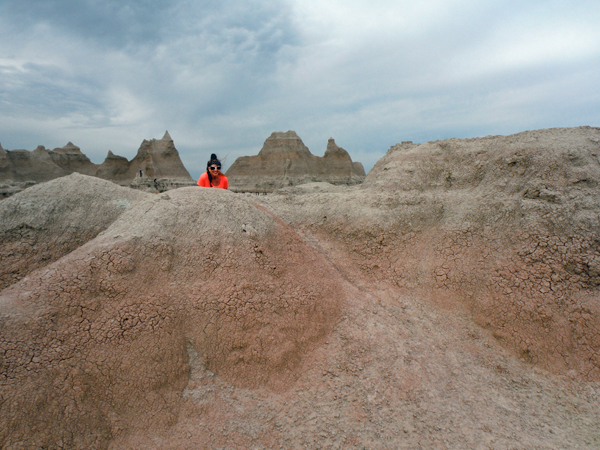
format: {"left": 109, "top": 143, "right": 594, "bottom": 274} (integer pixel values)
{"left": 0, "top": 173, "right": 150, "bottom": 291}
{"left": 0, "top": 184, "right": 343, "bottom": 448}
{"left": 260, "top": 126, "right": 600, "bottom": 381}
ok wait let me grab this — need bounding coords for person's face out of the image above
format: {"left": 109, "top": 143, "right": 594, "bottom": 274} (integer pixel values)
{"left": 209, "top": 164, "right": 221, "bottom": 175}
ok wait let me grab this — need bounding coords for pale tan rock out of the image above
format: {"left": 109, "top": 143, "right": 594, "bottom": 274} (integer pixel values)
{"left": 0, "top": 173, "right": 149, "bottom": 290}
{"left": 226, "top": 131, "right": 365, "bottom": 192}
{"left": 49, "top": 142, "right": 97, "bottom": 176}
{"left": 126, "top": 131, "right": 194, "bottom": 184}
{"left": 0, "top": 145, "right": 66, "bottom": 183}
{"left": 95, "top": 131, "right": 195, "bottom": 192}
{"left": 94, "top": 150, "right": 130, "bottom": 182}
{"left": 0, "top": 182, "right": 344, "bottom": 448}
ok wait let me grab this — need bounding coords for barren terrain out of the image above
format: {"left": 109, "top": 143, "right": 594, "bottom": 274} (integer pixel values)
{"left": 1, "top": 127, "right": 600, "bottom": 448}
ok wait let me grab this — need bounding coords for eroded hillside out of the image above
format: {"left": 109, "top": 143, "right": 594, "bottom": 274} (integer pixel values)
{"left": 1, "top": 127, "right": 600, "bottom": 449}
{"left": 259, "top": 126, "right": 600, "bottom": 381}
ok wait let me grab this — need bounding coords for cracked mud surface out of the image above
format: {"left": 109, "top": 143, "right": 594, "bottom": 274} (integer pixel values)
{"left": 115, "top": 263, "right": 600, "bottom": 449}
{"left": 2, "top": 127, "right": 600, "bottom": 448}
{"left": 0, "top": 173, "right": 147, "bottom": 291}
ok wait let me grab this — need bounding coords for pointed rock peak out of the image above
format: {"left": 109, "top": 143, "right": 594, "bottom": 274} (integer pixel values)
{"left": 102, "top": 150, "right": 128, "bottom": 163}
{"left": 34, "top": 145, "right": 46, "bottom": 152}
{"left": 0, "top": 142, "right": 5, "bottom": 154}
{"left": 162, "top": 131, "right": 172, "bottom": 141}
{"left": 324, "top": 137, "right": 350, "bottom": 159}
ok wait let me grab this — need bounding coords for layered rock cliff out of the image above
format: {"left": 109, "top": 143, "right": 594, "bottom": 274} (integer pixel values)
{"left": 226, "top": 131, "right": 366, "bottom": 192}
{"left": 0, "top": 132, "right": 194, "bottom": 197}
{"left": 96, "top": 131, "right": 193, "bottom": 186}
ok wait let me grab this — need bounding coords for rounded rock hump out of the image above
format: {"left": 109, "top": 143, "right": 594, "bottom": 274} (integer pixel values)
{"left": 0, "top": 184, "right": 344, "bottom": 448}
{"left": 363, "top": 126, "right": 600, "bottom": 195}
{"left": 273, "top": 126, "right": 600, "bottom": 382}
{"left": 0, "top": 173, "right": 149, "bottom": 290}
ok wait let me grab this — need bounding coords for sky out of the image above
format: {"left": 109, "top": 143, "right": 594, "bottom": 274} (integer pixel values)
{"left": 1, "top": 0, "right": 599, "bottom": 179}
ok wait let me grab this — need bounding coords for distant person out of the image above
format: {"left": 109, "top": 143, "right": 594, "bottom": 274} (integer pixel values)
{"left": 197, "top": 154, "right": 228, "bottom": 189}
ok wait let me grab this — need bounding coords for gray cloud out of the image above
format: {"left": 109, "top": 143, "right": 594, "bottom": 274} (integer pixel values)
{"left": 1, "top": 0, "right": 178, "bottom": 48}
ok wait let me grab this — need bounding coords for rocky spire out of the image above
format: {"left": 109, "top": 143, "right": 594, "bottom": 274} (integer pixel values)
{"left": 324, "top": 138, "right": 351, "bottom": 159}
{"left": 258, "top": 131, "right": 312, "bottom": 157}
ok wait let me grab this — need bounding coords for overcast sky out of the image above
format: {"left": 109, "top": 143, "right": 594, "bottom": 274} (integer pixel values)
{"left": 1, "top": 0, "right": 599, "bottom": 179}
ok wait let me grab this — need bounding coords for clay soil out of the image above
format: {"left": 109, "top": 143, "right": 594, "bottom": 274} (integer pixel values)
{"left": 114, "top": 228, "right": 600, "bottom": 449}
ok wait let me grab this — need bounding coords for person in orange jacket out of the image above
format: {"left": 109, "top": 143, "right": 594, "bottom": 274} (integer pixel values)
{"left": 197, "top": 153, "right": 228, "bottom": 189}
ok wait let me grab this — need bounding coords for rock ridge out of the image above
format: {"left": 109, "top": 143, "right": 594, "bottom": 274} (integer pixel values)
{"left": 226, "top": 131, "right": 366, "bottom": 192}
{"left": 0, "top": 131, "right": 194, "bottom": 198}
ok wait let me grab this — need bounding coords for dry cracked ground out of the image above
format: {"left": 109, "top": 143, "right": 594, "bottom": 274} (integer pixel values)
{"left": 1, "top": 127, "right": 600, "bottom": 449}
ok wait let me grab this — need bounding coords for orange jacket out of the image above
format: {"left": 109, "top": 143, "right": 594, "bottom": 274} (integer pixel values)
{"left": 197, "top": 171, "right": 228, "bottom": 189}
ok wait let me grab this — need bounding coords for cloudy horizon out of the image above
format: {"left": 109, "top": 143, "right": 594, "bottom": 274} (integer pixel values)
{"left": 1, "top": 0, "right": 599, "bottom": 180}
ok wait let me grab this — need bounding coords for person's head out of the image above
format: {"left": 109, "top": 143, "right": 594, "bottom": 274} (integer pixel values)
{"left": 207, "top": 153, "right": 221, "bottom": 176}
{"left": 206, "top": 153, "right": 222, "bottom": 182}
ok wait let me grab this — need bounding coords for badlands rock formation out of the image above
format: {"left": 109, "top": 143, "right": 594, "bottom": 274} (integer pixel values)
{"left": 96, "top": 131, "right": 193, "bottom": 186}
{"left": 0, "top": 142, "right": 89, "bottom": 199}
{"left": 1, "top": 127, "right": 600, "bottom": 449}
{"left": 226, "top": 131, "right": 366, "bottom": 192}
{"left": 261, "top": 126, "right": 600, "bottom": 380}
{"left": 0, "top": 132, "right": 194, "bottom": 197}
